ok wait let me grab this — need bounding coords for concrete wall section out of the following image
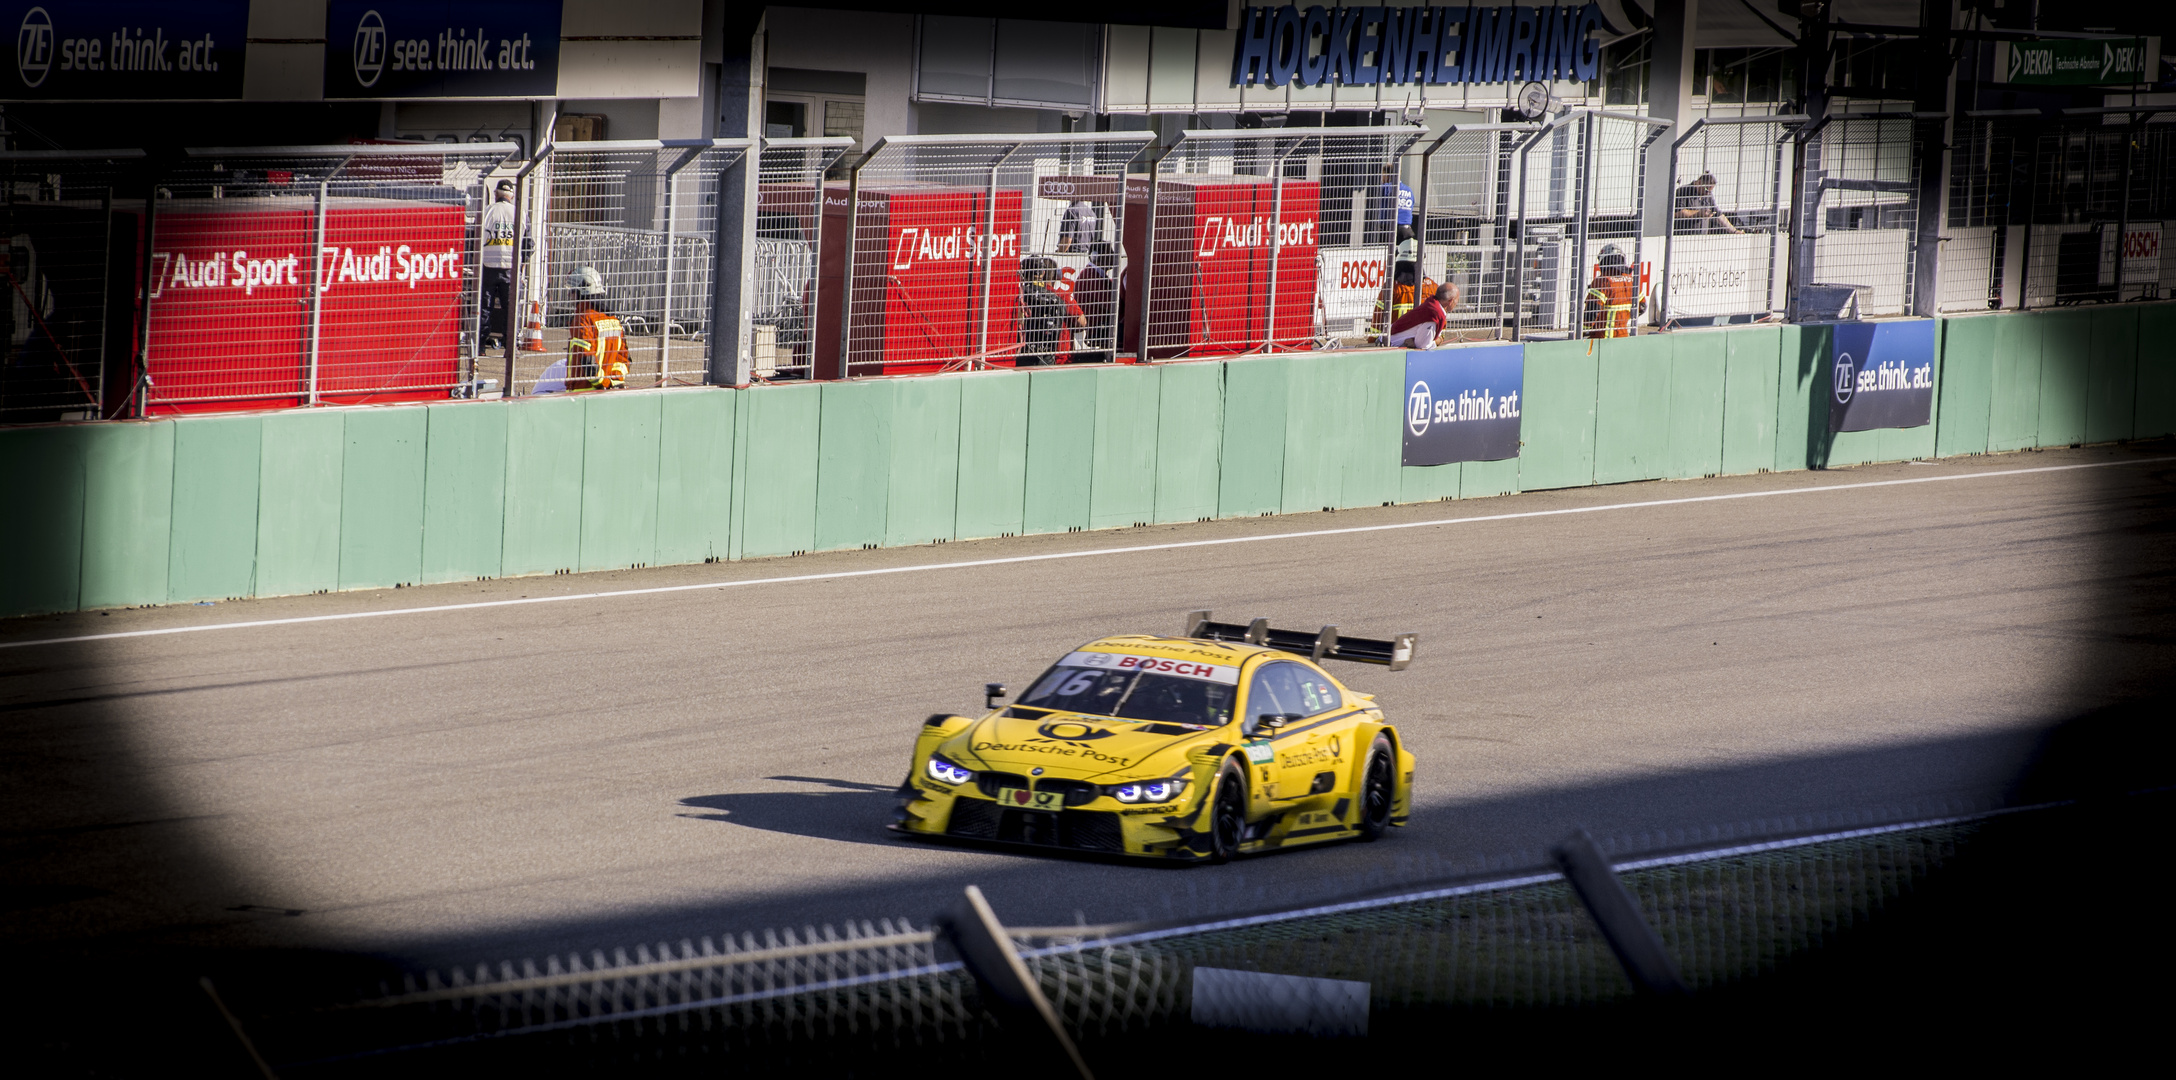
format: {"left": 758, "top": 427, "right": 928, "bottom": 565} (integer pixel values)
{"left": 12, "top": 305, "right": 2176, "bottom": 619}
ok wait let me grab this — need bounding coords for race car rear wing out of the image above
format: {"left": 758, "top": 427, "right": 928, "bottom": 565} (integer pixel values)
{"left": 1182, "top": 610, "right": 1415, "bottom": 671}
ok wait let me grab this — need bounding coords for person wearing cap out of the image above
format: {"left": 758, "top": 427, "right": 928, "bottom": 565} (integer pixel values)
{"left": 479, "top": 179, "right": 518, "bottom": 352}
{"left": 566, "top": 266, "right": 629, "bottom": 390}
{"left": 1582, "top": 244, "right": 1644, "bottom": 338}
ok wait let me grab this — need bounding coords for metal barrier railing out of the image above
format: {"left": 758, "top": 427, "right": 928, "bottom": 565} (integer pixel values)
{"left": 1787, "top": 113, "right": 1936, "bottom": 320}
{"left": 1510, "top": 110, "right": 1670, "bottom": 338}
{"left": 141, "top": 143, "right": 520, "bottom": 413}
{"left": 1414, "top": 123, "right": 1534, "bottom": 341}
{"left": 842, "top": 132, "right": 1153, "bottom": 376}
{"left": 1661, "top": 114, "right": 1805, "bottom": 326}
{"left": 2016, "top": 111, "right": 2171, "bottom": 309}
{"left": 753, "top": 137, "right": 852, "bottom": 379}
{"left": 1144, "top": 126, "right": 1423, "bottom": 359}
{"left": 0, "top": 149, "right": 147, "bottom": 423}
{"left": 511, "top": 139, "right": 752, "bottom": 396}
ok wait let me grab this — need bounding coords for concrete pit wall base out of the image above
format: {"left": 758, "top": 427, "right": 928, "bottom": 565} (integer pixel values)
{"left": 7, "top": 304, "right": 2176, "bottom": 618}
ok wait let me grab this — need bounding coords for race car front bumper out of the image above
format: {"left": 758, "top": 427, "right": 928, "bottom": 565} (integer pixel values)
{"left": 892, "top": 780, "right": 1201, "bottom": 859}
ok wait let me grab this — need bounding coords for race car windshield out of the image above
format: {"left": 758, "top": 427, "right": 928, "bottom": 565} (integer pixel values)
{"left": 1017, "top": 665, "right": 1236, "bottom": 728}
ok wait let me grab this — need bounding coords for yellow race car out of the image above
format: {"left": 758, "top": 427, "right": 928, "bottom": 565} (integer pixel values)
{"left": 892, "top": 612, "right": 1417, "bottom": 863}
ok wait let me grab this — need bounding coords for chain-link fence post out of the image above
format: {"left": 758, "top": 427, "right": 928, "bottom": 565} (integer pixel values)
{"left": 1661, "top": 115, "right": 1805, "bottom": 326}
{"left": 750, "top": 137, "right": 849, "bottom": 381}
{"left": 1415, "top": 123, "right": 1535, "bottom": 343}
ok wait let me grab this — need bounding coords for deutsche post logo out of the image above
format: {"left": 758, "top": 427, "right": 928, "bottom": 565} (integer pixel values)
{"left": 16, "top": 7, "right": 52, "bottom": 89}
{"left": 353, "top": 10, "right": 387, "bottom": 89}
{"left": 1034, "top": 721, "right": 1116, "bottom": 746}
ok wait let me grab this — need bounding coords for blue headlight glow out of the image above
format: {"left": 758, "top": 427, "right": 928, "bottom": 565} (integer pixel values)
{"left": 1111, "top": 778, "right": 1187, "bottom": 803}
{"left": 927, "top": 756, "right": 974, "bottom": 786}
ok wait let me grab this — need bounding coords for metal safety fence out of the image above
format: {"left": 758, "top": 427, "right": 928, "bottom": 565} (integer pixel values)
{"left": 0, "top": 149, "right": 146, "bottom": 424}
{"left": 1661, "top": 114, "right": 1804, "bottom": 326}
{"left": 1788, "top": 114, "right": 1935, "bottom": 320}
{"left": 751, "top": 138, "right": 852, "bottom": 380}
{"left": 229, "top": 809, "right": 2020, "bottom": 1073}
{"left": 1509, "top": 110, "right": 1667, "bottom": 338}
{"left": 502, "top": 139, "right": 752, "bottom": 396}
{"left": 139, "top": 143, "right": 520, "bottom": 413}
{"left": 1144, "top": 126, "right": 1422, "bottom": 359}
{"left": 842, "top": 132, "right": 1153, "bottom": 376}
{"left": 2016, "top": 114, "right": 2173, "bottom": 310}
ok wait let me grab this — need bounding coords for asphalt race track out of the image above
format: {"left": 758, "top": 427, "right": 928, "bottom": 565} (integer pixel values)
{"left": 6, "top": 444, "right": 2174, "bottom": 973}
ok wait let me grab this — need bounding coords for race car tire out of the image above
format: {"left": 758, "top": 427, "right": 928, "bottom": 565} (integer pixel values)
{"left": 1357, "top": 735, "right": 1395, "bottom": 841}
{"left": 1206, "top": 759, "right": 1246, "bottom": 864}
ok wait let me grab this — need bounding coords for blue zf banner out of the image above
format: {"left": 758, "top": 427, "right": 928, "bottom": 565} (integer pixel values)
{"left": 5, "top": 1, "right": 249, "bottom": 100}
{"left": 1828, "top": 320, "right": 1935, "bottom": 433}
{"left": 1234, "top": 4, "right": 1606, "bottom": 90}
{"left": 1403, "top": 345, "right": 1524, "bottom": 466}
{"left": 326, "top": 1, "right": 560, "bottom": 99}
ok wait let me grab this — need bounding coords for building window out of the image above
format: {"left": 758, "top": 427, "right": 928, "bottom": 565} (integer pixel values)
{"left": 916, "top": 17, "right": 1097, "bottom": 110}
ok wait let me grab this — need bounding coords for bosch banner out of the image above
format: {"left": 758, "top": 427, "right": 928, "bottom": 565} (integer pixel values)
{"left": 1827, "top": 319, "right": 1934, "bottom": 433}
{"left": 4, "top": 1, "right": 248, "bottom": 100}
{"left": 1402, "top": 344, "right": 1523, "bottom": 466}
{"left": 1318, "top": 246, "right": 1387, "bottom": 335}
{"left": 1232, "top": 4, "right": 1607, "bottom": 89}
{"left": 145, "top": 198, "right": 467, "bottom": 411}
{"left": 325, "top": 1, "right": 560, "bottom": 99}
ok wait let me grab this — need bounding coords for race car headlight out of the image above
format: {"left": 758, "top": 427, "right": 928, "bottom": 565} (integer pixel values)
{"left": 926, "top": 756, "right": 974, "bottom": 786}
{"left": 1110, "top": 778, "right": 1187, "bottom": 803}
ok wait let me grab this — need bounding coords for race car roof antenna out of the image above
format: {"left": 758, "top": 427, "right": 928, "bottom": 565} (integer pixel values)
{"left": 1182, "top": 610, "right": 1415, "bottom": 671}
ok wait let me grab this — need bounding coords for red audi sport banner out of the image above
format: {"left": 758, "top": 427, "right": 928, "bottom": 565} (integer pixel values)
{"left": 144, "top": 198, "right": 467, "bottom": 412}
{"left": 847, "top": 186, "right": 1024, "bottom": 373}
{"left": 1148, "top": 177, "right": 1318, "bottom": 357}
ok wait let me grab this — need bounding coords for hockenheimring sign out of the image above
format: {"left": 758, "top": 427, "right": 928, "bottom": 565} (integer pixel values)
{"left": 1232, "top": 4, "right": 1608, "bottom": 88}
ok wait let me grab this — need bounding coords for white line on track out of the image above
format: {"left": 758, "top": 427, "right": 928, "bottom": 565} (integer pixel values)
{"left": 6, "top": 455, "right": 2162, "bottom": 652}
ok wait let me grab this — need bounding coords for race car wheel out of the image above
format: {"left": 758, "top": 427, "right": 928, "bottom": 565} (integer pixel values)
{"left": 1357, "top": 736, "right": 1395, "bottom": 841}
{"left": 1206, "top": 760, "right": 1246, "bottom": 864}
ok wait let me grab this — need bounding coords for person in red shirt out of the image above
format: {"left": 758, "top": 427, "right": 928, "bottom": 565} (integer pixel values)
{"left": 1388, "top": 281, "right": 1459, "bottom": 349}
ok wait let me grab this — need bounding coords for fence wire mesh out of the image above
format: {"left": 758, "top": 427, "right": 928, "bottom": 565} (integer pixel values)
{"left": 1791, "top": 115, "right": 1928, "bottom": 319}
{"left": 1145, "top": 127, "right": 1422, "bottom": 359}
{"left": 2018, "top": 118, "right": 2172, "bottom": 309}
{"left": 141, "top": 144, "right": 519, "bottom": 412}
{"left": 1416, "top": 125, "right": 1531, "bottom": 341}
{"left": 250, "top": 813, "right": 1996, "bottom": 1073}
{"left": 844, "top": 132, "right": 1151, "bottom": 376}
{"left": 1663, "top": 115, "right": 1801, "bottom": 325}
{"left": 509, "top": 139, "right": 750, "bottom": 396}
{"left": 0, "top": 149, "right": 145, "bottom": 423}
{"left": 752, "top": 138, "right": 850, "bottom": 379}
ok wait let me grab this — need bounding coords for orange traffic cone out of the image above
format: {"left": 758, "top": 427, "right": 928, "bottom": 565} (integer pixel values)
{"left": 521, "top": 300, "right": 547, "bottom": 352}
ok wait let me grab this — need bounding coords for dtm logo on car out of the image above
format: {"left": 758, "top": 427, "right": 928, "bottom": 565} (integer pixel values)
{"left": 890, "top": 226, "right": 1020, "bottom": 270}
{"left": 1196, "top": 215, "right": 1317, "bottom": 258}
{"left": 317, "top": 243, "right": 463, "bottom": 291}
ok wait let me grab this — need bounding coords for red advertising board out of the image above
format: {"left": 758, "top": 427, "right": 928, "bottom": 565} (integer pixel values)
{"left": 144, "top": 197, "right": 467, "bottom": 412}
{"left": 846, "top": 186, "right": 1023, "bottom": 374}
{"left": 1145, "top": 177, "right": 1318, "bottom": 358}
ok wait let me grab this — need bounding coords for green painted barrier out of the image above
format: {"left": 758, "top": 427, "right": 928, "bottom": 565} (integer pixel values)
{"left": 18, "top": 304, "right": 2176, "bottom": 620}
{"left": 1022, "top": 367, "right": 1096, "bottom": 534}
{"left": 579, "top": 392, "right": 662, "bottom": 571}
{"left": 1665, "top": 330, "right": 1727, "bottom": 479}
{"left": 1935, "top": 314, "right": 1996, "bottom": 458}
{"left": 168, "top": 415, "right": 262, "bottom": 603}
{"left": 655, "top": 389, "right": 736, "bottom": 564}
{"left": 1218, "top": 355, "right": 1289, "bottom": 517}
{"left": 887, "top": 376, "right": 962, "bottom": 547}
{"left": 1152, "top": 362, "right": 1224, "bottom": 523}
{"left": 1089, "top": 364, "right": 1162, "bottom": 530}
{"left": 955, "top": 371, "right": 1029, "bottom": 539}
{"left": 812, "top": 379, "right": 892, "bottom": 553}
{"left": 738, "top": 382, "right": 822, "bottom": 558}
{"left": 80, "top": 421, "right": 172, "bottom": 611}
{"left": 1519, "top": 338, "right": 1597, "bottom": 491}
{"left": 2, "top": 425, "right": 87, "bottom": 616}
{"left": 256, "top": 410, "right": 345, "bottom": 598}
{"left": 502, "top": 396, "right": 585, "bottom": 576}
{"left": 1593, "top": 334, "right": 1673, "bottom": 484}
{"left": 420, "top": 401, "right": 507, "bottom": 585}
{"left": 1720, "top": 326, "right": 1781, "bottom": 475}
{"left": 338, "top": 407, "right": 427, "bottom": 591}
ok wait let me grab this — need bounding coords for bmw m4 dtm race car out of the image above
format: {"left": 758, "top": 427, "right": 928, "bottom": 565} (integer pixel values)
{"left": 892, "top": 612, "right": 1417, "bottom": 863}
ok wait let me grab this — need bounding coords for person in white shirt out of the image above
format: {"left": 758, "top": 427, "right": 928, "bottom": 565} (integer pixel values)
{"left": 479, "top": 179, "right": 517, "bottom": 351}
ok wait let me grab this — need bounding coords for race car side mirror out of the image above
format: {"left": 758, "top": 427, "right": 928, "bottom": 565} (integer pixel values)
{"left": 985, "top": 683, "right": 1007, "bottom": 709}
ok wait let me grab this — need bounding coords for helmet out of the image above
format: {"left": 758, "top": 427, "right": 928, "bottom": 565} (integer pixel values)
{"left": 1597, "top": 244, "right": 1627, "bottom": 274}
{"left": 569, "top": 265, "right": 606, "bottom": 299}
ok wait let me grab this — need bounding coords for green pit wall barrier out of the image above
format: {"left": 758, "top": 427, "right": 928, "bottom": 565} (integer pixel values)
{"left": 6, "top": 304, "right": 2174, "bottom": 618}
